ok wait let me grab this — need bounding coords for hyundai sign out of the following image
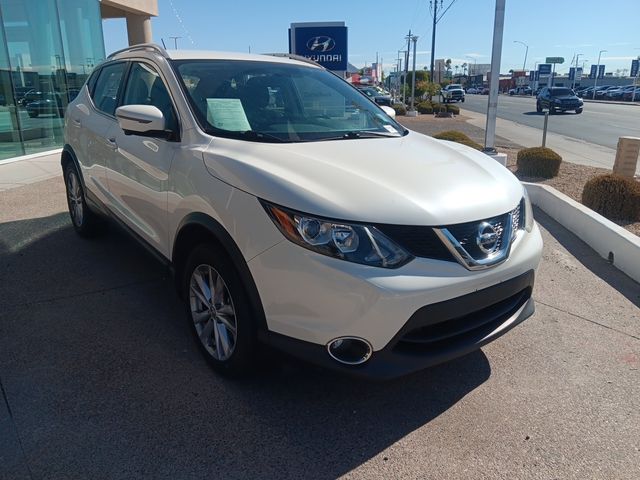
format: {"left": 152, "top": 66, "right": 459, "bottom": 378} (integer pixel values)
{"left": 290, "top": 22, "right": 348, "bottom": 71}
{"left": 538, "top": 64, "right": 552, "bottom": 75}
{"left": 631, "top": 59, "right": 639, "bottom": 78}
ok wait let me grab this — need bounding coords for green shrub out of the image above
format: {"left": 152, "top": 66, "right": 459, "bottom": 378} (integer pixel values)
{"left": 446, "top": 104, "right": 460, "bottom": 115}
{"left": 417, "top": 101, "right": 433, "bottom": 114}
{"left": 430, "top": 102, "right": 448, "bottom": 113}
{"left": 582, "top": 174, "right": 640, "bottom": 221}
{"left": 392, "top": 103, "right": 407, "bottom": 116}
{"left": 433, "top": 130, "right": 482, "bottom": 150}
{"left": 516, "top": 147, "right": 562, "bottom": 178}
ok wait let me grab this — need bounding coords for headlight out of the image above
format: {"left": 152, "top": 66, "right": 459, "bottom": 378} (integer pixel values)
{"left": 262, "top": 201, "right": 413, "bottom": 268}
{"left": 522, "top": 186, "right": 534, "bottom": 232}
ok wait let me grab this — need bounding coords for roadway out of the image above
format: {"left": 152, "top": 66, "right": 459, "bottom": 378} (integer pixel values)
{"left": 462, "top": 94, "right": 640, "bottom": 150}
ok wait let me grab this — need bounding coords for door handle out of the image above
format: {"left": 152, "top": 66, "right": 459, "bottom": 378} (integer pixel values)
{"left": 106, "top": 137, "right": 117, "bottom": 149}
{"left": 72, "top": 118, "right": 81, "bottom": 127}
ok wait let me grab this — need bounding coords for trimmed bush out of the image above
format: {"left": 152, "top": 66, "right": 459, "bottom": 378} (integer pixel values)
{"left": 516, "top": 147, "right": 562, "bottom": 178}
{"left": 433, "top": 130, "right": 483, "bottom": 150}
{"left": 392, "top": 103, "right": 407, "bottom": 116}
{"left": 417, "top": 101, "right": 433, "bottom": 114}
{"left": 582, "top": 174, "right": 640, "bottom": 221}
{"left": 430, "top": 102, "right": 448, "bottom": 113}
{"left": 446, "top": 104, "right": 460, "bottom": 115}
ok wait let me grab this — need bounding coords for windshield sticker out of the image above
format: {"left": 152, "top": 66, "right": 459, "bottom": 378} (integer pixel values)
{"left": 206, "top": 98, "right": 251, "bottom": 131}
{"left": 383, "top": 125, "right": 396, "bottom": 133}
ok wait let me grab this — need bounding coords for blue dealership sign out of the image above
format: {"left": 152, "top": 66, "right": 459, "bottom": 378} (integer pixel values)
{"left": 538, "top": 64, "right": 552, "bottom": 75}
{"left": 529, "top": 70, "right": 534, "bottom": 81}
{"left": 589, "top": 64, "right": 597, "bottom": 79}
{"left": 291, "top": 25, "right": 348, "bottom": 71}
{"left": 631, "top": 59, "right": 639, "bottom": 78}
{"left": 569, "top": 67, "right": 575, "bottom": 81}
{"left": 598, "top": 64, "right": 605, "bottom": 79}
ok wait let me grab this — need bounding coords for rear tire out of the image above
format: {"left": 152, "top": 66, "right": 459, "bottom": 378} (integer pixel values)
{"left": 183, "top": 244, "right": 258, "bottom": 377}
{"left": 63, "top": 163, "right": 105, "bottom": 237}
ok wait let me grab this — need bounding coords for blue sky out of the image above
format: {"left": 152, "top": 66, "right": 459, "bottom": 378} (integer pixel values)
{"left": 102, "top": 0, "right": 639, "bottom": 75}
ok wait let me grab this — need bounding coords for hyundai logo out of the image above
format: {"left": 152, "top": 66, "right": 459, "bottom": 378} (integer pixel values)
{"left": 307, "top": 36, "right": 336, "bottom": 52}
{"left": 476, "top": 222, "right": 499, "bottom": 254}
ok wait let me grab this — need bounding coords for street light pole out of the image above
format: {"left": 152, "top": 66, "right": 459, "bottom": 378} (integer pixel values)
{"left": 484, "top": 0, "right": 506, "bottom": 153}
{"left": 592, "top": 49, "right": 606, "bottom": 99}
{"left": 169, "top": 36, "right": 182, "bottom": 49}
{"left": 407, "top": 34, "right": 419, "bottom": 116}
{"left": 514, "top": 40, "right": 528, "bottom": 71}
{"left": 571, "top": 53, "right": 583, "bottom": 90}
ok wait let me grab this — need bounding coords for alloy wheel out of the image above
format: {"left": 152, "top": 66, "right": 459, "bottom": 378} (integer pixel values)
{"left": 189, "top": 264, "right": 238, "bottom": 361}
{"left": 66, "top": 170, "right": 84, "bottom": 227}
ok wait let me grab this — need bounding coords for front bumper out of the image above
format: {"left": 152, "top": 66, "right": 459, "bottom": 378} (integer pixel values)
{"left": 263, "top": 269, "right": 535, "bottom": 380}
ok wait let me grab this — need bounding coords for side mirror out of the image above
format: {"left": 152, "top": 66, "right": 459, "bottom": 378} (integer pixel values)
{"left": 115, "top": 105, "right": 166, "bottom": 136}
{"left": 380, "top": 105, "right": 396, "bottom": 118}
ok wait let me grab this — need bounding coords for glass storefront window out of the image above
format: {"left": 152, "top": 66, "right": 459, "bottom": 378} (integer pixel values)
{"left": 0, "top": 0, "right": 105, "bottom": 160}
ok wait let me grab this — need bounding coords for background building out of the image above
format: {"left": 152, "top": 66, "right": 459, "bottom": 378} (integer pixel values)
{"left": 0, "top": 0, "right": 156, "bottom": 161}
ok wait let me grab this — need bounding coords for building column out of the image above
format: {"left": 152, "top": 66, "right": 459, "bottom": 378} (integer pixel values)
{"left": 125, "top": 13, "right": 152, "bottom": 45}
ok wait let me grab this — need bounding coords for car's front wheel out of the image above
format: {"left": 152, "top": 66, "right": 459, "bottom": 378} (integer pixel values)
{"left": 183, "top": 244, "right": 257, "bottom": 377}
{"left": 536, "top": 102, "right": 542, "bottom": 113}
{"left": 575, "top": 108, "right": 583, "bottom": 114}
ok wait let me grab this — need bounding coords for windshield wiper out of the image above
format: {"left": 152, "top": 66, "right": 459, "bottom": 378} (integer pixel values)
{"left": 238, "top": 130, "right": 288, "bottom": 143}
{"left": 316, "top": 130, "right": 404, "bottom": 141}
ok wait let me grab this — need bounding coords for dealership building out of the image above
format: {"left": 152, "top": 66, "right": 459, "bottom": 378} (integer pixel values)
{"left": 0, "top": 0, "right": 156, "bottom": 162}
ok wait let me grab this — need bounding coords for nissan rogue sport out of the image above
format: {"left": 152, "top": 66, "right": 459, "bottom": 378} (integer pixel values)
{"left": 62, "top": 44, "right": 543, "bottom": 379}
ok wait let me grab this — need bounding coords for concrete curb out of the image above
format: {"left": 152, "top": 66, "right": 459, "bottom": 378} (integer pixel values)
{"left": 523, "top": 182, "right": 640, "bottom": 284}
{"left": 582, "top": 99, "right": 639, "bottom": 106}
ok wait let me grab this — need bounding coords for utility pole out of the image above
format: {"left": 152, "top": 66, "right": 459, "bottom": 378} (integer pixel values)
{"left": 404, "top": 30, "right": 411, "bottom": 105}
{"left": 169, "top": 36, "right": 182, "bottom": 49}
{"left": 484, "top": 0, "right": 506, "bottom": 154}
{"left": 514, "top": 40, "right": 528, "bottom": 71}
{"left": 592, "top": 49, "right": 607, "bottom": 99}
{"left": 429, "top": 1, "right": 438, "bottom": 82}
{"left": 571, "top": 53, "right": 583, "bottom": 90}
{"left": 407, "top": 34, "right": 419, "bottom": 116}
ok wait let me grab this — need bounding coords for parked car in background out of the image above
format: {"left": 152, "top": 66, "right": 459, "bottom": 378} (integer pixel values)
{"left": 594, "top": 85, "right": 617, "bottom": 99}
{"left": 509, "top": 86, "right": 532, "bottom": 96}
{"left": 622, "top": 87, "right": 640, "bottom": 101}
{"left": 357, "top": 86, "right": 392, "bottom": 106}
{"left": 26, "top": 92, "right": 65, "bottom": 117}
{"left": 606, "top": 85, "right": 635, "bottom": 100}
{"left": 536, "top": 87, "right": 583, "bottom": 114}
{"left": 480, "top": 87, "right": 490, "bottom": 94}
{"left": 466, "top": 87, "right": 479, "bottom": 94}
{"left": 441, "top": 84, "right": 465, "bottom": 102}
{"left": 576, "top": 86, "right": 593, "bottom": 98}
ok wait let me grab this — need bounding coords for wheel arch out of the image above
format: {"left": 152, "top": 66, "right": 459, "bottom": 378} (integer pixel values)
{"left": 61, "top": 145, "right": 84, "bottom": 188}
{"left": 172, "top": 212, "right": 269, "bottom": 336}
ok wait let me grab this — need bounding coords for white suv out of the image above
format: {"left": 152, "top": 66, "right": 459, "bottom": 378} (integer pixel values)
{"left": 62, "top": 44, "right": 542, "bottom": 379}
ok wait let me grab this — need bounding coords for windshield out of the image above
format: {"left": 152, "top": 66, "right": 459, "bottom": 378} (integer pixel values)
{"left": 172, "top": 59, "right": 406, "bottom": 142}
{"left": 550, "top": 88, "right": 574, "bottom": 96}
{"left": 448, "top": 85, "right": 462, "bottom": 89}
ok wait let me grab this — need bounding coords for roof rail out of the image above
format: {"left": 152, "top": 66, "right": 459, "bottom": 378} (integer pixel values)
{"left": 264, "top": 53, "right": 322, "bottom": 68}
{"left": 107, "top": 43, "right": 169, "bottom": 60}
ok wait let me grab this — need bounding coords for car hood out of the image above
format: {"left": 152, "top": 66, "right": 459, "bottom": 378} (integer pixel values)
{"left": 202, "top": 131, "right": 523, "bottom": 226}
{"left": 553, "top": 95, "right": 580, "bottom": 100}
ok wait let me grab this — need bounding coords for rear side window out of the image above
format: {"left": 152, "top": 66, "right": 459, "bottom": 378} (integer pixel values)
{"left": 91, "top": 62, "right": 126, "bottom": 116}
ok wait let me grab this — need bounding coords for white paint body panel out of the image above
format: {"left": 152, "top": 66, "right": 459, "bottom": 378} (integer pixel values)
{"left": 66, "top": 48, "right": 544, "bottom": 356}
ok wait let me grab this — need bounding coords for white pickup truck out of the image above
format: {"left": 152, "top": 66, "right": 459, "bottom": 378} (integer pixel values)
{"left": 441, "top": 84, "right": 465, "bottom": 103}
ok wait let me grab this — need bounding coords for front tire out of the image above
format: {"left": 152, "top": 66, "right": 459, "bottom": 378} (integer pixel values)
{"left": 536, "top": 102, "right": 542, "bottom": 113}
{"left": 63, "top": 163, "right": 104, "bottom": 237}
{"left": 183, "top": 244, "right": 257, "bottom": 377}
{"left": 575, "top": 108, "right": 583, "bottom": 114}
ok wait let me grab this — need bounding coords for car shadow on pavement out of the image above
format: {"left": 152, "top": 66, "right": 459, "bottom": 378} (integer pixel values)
{"left": 533, "top": 208, "right": 640, "bottom": 308}
{"left": 0, "top": 213, "right": 492, "bottom": 479}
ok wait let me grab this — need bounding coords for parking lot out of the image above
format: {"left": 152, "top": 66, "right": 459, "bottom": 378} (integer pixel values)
{"left": 1, "top": 176, "right": 639, "bottom": 479}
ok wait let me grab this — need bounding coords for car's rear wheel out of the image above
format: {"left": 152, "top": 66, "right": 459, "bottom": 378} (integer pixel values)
{"left": 63, "top": 163, "right": 104, "bottom": 237}
{"left": 183, "top": 244, "right": 257, "bottom": 377}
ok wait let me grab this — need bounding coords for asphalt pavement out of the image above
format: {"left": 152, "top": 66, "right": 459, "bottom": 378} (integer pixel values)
{"left": 1, "top": 177, "right": 639, "bottom": 479}
{"left": 463, "top": 95, "right": 640, "bottom": 150}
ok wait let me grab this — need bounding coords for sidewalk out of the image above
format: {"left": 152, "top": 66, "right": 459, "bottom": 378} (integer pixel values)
{"left": 0, "top": 150, "right": 62, "bottom": 192}
{"left": 461, "top": 109, "right": 640, "bottom": 175}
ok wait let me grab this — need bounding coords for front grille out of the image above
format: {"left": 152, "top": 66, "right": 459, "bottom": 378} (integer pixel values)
{"left": 376, "top": 202, "right": 524, "bottom": 264}
{"left": 445, "top": 213, "right": 508, "bottom": 260}
{"left": 376, "top": 224, "right": 454, "bottom": 261}
{"left": 395, "top": 287, "right": 531, "bottom": 352}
